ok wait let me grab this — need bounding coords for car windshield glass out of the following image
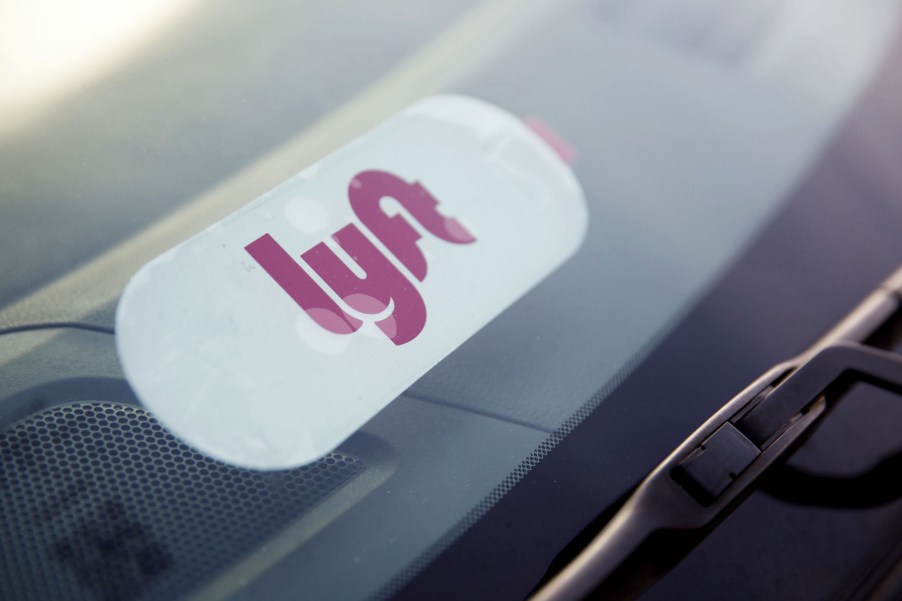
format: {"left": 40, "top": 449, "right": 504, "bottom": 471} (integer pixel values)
{"left": 1, "top": 2, "right": 899, "bottom": 601}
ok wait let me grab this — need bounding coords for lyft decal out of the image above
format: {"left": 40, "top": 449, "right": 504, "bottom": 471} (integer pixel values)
{"left": 116, "top": 95, "right": 588, "bottom": 469}
{"left": 245, "top": 170, "right": 476, "bottom": 346}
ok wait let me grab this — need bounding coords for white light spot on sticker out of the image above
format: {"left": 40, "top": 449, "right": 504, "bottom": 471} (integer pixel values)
{"left": 284, "top": 197, "right": 330, "bottom": 233}
{"left": 357, "top": 321, "right": 385, "bottom": 339}
{"left": 294, "top": 312, "right": 352, "bottom": 355}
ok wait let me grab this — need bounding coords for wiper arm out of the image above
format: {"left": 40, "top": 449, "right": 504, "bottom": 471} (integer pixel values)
{"left": 530, "top": 266, "right": 902, "bottom": 601}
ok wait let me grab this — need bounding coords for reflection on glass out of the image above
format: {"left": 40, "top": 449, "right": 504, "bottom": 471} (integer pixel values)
{"left": 0, "top": 0, "right": 199, "bottom": 136}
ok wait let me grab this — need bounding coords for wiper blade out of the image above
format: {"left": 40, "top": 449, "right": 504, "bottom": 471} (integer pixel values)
{"left": 530, "top": 266, "right": 902, "bottom": 601}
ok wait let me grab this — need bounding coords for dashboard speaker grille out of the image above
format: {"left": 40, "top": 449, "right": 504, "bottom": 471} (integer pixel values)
{"left": 0, "top": 401, "right": 362, "bottom": 601}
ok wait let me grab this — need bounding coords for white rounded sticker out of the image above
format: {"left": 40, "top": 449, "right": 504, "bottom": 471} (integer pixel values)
{"left": 116, "top": 95, "right": 588, "bottom": 469}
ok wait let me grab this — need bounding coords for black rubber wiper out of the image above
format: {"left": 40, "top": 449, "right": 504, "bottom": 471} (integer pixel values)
{"left": 530, "top": 266, "right": 902, "bottom": 601}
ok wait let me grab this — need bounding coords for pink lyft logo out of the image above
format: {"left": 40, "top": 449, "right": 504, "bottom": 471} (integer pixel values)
{"left": 245, "top": 170, "right": 476, "bottom": 346}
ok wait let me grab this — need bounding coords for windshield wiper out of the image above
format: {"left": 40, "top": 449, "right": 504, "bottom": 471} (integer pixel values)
{"left": 530, "top": 266, "right": 902, "bottom": 601}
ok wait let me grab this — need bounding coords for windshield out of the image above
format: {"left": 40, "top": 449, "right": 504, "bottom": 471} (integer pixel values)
{"left": 1, "top": 2, "right": 899, "bottom": 600}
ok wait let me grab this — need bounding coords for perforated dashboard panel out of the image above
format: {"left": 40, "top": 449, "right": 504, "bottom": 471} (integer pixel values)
{"left": 0, "top": 401, "right": 363, "bottom": 601}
